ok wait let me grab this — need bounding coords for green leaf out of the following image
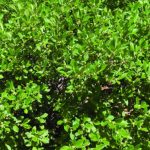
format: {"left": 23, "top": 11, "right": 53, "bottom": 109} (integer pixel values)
{"left": 5, "top": 144, "right": 11, "bottom": 150}
{"left": 60, "top": 146, "right": 73, "bottom": 150}
{"left": 57, "top": 120, "right": 63, "bottom": 125}
{"left": 24, "top": 109, "right": 28, "bottom": 114}
{"left": 140, "top": 128, "right": 148, "bottom": 132}
{"left": 107, "top": 115, "right": 114, "bottom": 121}
{"left": 117, "top": 128, "right": 131, "bottom": 139}
{"left": 41, "top": 137, "right": 49, "bottom": 144}
{"left": 75, "top": 129, "right": 83, "bottom": 137}
{"left": 89, "top": 133, "right": 99, "bottom": 142}
{"left": 70, "top": 132, "right": 75, "bottom": 140}
{"left": 32, "top": 147, "right": 37, "bottom": 150}
{"left": 73, "top": 139, "right": 84, "bottom": 148}
{"left": 0, "top": 74, "right": 4, "bottom": 79}
{"left": 13, "top": 125, "right": 19, "bottom": 133}
{"left": 72, "top": 118, "right": 80, "bottom": 131}
{"left": 64, "top": 125, "right": 70, "bottom": 132}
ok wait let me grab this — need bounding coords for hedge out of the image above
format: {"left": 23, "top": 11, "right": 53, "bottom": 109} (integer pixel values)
{"left": 0, "top": 0, "right": 149, "bottom": 149}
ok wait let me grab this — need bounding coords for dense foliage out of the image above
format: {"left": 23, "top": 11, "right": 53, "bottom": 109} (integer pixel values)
{"left": 0, "top": 0, "right": 149, "bottom": 149}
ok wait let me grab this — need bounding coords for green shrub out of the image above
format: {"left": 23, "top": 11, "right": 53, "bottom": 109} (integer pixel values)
{"left": 0, "top": 0, "right": 149, "bottom": 149}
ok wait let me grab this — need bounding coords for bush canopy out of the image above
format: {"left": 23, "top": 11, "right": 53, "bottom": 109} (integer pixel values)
{"left": 0, "top": 0, "right": 149, "bottom": 149}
